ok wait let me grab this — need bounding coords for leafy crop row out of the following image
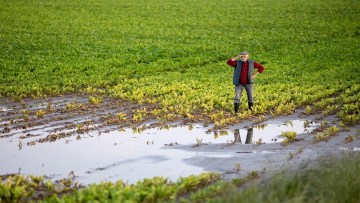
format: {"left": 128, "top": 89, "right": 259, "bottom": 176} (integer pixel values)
{"left": 2, "top": 153, "right": 360, "bottom": 202}
{"left": 0, "top": 173, "right": 220, "bottom": 203}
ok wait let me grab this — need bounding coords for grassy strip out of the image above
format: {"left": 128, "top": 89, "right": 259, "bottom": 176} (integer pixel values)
{"left": 215, "top": 152, "right": 360, "bottom": 203}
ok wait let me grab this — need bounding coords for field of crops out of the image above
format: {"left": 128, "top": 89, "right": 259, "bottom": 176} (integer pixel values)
{"left": 1, "top": 0, "right": 360, "bottom": 201}
{"left": 1, "top": 0, "right": 359, "bottom": 126}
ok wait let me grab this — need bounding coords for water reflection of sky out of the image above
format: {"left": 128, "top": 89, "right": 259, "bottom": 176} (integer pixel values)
{"left": 0, "top": 119, "right": 318, "bottom": 185}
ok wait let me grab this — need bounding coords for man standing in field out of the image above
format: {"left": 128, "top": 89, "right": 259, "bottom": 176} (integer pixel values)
{"left": 227, "top": 51, "right": 264, "bottom": 113}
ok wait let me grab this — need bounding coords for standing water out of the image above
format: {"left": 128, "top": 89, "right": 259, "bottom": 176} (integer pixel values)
{"left": 0, "top": 119, "right": 319, "bottom": 184}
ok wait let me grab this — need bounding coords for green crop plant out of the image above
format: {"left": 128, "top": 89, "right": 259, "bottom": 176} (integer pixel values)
{"left": 344, "top": 134, "right": 354, "bottom": 143}
{"left": 274, "top": 103, "right": 296, "bottom": 116}
{"left": 116, "top": 113, "right": 127, "bottom": 121}
{"left": 314, "top": 125, "right": 340, "bottom": 143}
{"left": 65, "top": 102, "right": 76, "bottom": 110}
{"left": 0, "top": 175, "right": 31, "bottom": 202}
{"left": 247, "top": 171, "right": 260, "bottom": 179}
{"left": 323, "top": 105, "right": 339, "bottom": 116}
{"left": 188, "top": 125, "right": 194, "bottom": 131}
{"left": 317, "top": 121, "right": 329, "bottom": 132}
{"left": 253, "top": 115, "right": 266, "bottom": 124}
{"left": 180, "top": 181, "right": 235, "bottom": 203}
{"left": 231, "top": 178, "right": 248, "bottom": 187}
{"left": 132, "top": 113, "right": 143, "bottom": 123}
{"left": 314, "top": 132, "right": 328, "bottom": 142}
{"left": 132, "top": 108, "right": 149, "bottom": 123}
{"left": 29, "top": 175, "right": 44, "bottom": 185}
{"left": 185, "top": 113, "right": 195, "bottom": 121}
{"left": 36, "top": 110, "right": 46, "bottom": 118}
{"left": 284, "top": 120, "right": 294, "bottom": 127}
{"left": 22, "top": 110, "right": 30, "bottom": 122}
{"left": 305, "top": 105, "right": 314, "bottom": 115}
{"left": 314, "top": 98, "right": 336, "bottom": 111}
{"left": 194, "top": 138, "right": 203, "bottom": 147}
{"left": 46, "top": 101, "right": 54, "bottom": 113}
{"left": 288, "top": 152, "right": 295, "bottom": 160}
{"left": 338, "top": 102, "right": 360, "bottom": 126}
{"left": 303, "top": 120, "right": 311, "bottom": 128}
{"left": 83, "top": 87, "right": 98, "bottom": 94}
{"left": 209, "top": 111, "right": 225, "bottom": 122}
{"left": 219, "top": 131, "right": 229, "bottom": 136}
{"left": 88, "top": 96, "right": 103, "bottom": 105}
{"left": 255, "top": 138, "right": 265, "bottom": 145}
{"left": 235, "top": 163, "right": 241, "bottom": 171}
{"left": 281, "top": 131, "right": 297, "bottom": 146}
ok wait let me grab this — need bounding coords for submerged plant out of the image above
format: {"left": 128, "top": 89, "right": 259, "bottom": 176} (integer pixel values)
{"left": 303, "top": 120, "right": 311, "bottom": 128}
{"left": 345, "top": 134, "right": 354, "bottom": 143}
{"left": 36, "top": 110, "right": 46, "bottom": 118}
{"left": 22, "top": 110, "right": 30, "bottom": 121}
{"left": 194, "top": 138, "right": 203, "bottom": 147}
{"left": 253, "top": 115, "right": 266, "bottom": 124}
{"left": 255, "top": 138, "right": 265, "bottom": 145}
{"left": 288, "top": 152, "right": 294, "bottom": 160}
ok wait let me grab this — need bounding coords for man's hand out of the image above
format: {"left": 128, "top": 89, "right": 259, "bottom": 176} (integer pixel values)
{"left": 251, "top": 72, "right": 260, "bottom": 80}
{"left": 230, "top": 55, "right": 240, "bottom": 61}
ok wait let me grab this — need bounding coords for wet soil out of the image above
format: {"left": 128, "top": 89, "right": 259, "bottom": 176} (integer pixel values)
{"left": 1, "top": 94, "right": 359, "bottom": 185}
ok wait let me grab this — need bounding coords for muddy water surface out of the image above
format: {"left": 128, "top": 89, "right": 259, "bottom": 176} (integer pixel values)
{"left": 1, "top": 120, "right": 319, "bottom": 184}
{"left": 0, "top": 96, "right": 324, "bottom": 184}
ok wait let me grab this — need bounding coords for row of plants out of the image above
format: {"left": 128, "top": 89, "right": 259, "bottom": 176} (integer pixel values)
{"left": 2, "top": 153, "right": 359, "bottom": 202}
{"left": 0, "top": 173, "right": 221, "bottom": 203}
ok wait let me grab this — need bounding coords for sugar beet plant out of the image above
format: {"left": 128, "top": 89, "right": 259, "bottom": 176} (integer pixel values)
{"left": 0, "top": 0, "right": 359, "bottom": 125}
{"left": 0, "top": 173, "right": 221, "bottom": 202}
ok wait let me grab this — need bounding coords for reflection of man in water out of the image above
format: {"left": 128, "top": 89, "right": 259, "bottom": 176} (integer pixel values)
{"left": 234, "top": 128, "right": 253, "bottom": 144}
{"left": 234, "top": 129, "right": 241, "bottom": 143}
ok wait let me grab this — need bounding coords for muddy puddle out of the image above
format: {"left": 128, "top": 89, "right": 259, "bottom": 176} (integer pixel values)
{"left": 0, "top": 112, "right": 320, "bottom": 185}
{"left": 1, "top": 95, "right": 329, "bottom": 184}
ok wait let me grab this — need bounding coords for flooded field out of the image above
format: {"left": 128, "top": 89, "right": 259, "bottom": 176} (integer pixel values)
{"left": 0, "top": 95, "right": 358, "bottom": 185}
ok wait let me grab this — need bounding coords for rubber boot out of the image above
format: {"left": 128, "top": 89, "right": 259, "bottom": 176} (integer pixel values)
{"left": 234, "top": 103, "right": 240, "bottom": 113}
{"left": 248, "top": 102, "right": 254, "bottom": 111}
